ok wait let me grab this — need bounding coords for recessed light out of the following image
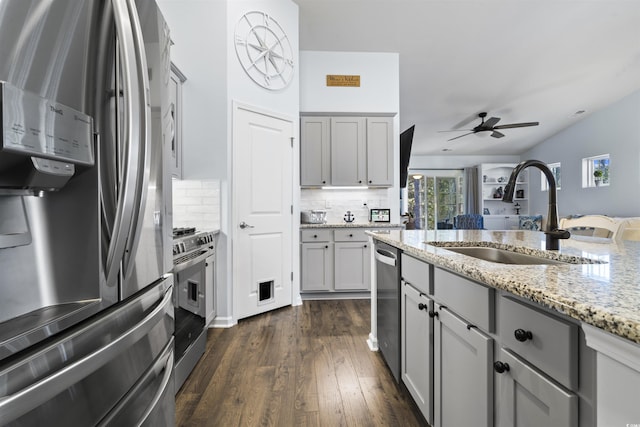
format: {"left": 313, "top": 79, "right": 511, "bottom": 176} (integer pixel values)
{"left": 442, "top": 148, "right": 452, "bottom": 152}
{"left": 574, "top": 110, "right": 586, "bottom": 115}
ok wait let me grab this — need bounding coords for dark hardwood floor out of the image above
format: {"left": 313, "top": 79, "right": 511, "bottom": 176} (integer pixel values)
{"left": 175, "top": 299, "right": 428, "bottom": 426}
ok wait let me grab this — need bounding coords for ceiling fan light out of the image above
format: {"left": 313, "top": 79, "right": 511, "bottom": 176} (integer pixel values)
{"left": 476, "top": 130, "right": 491, "bottom": 138}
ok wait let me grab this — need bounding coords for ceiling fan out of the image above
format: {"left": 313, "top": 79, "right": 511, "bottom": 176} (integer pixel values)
{"left": 441, "top": 112, "right": 539, "bottom": 141}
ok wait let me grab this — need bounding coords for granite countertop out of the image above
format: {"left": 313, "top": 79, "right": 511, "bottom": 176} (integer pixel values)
{"left": 301, "top": 222, "right": 404, "bottom": 229}
{"left": 368, "top": 229, "right": 640, "bottom": 345}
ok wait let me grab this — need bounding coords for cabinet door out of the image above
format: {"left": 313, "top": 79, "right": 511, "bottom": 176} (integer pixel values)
{"left": 402, "top": 282, "right": 433, "bottom": 424}
{"left": 169, "top": 65, "right": 185, "bottom": 179}
{"left": 334, "top": 241, "right": 370, "bottom": 290}
{"left": 301, "top": 243, "right": 333, "bottom": 291}
{"left": 300, "top": 117, "right": 331, "bottom": 186}
{"left": 434, "top": 306, "right": 493, "bottom": 427}
{"left": 331, "top": 117, "right": 366, "bottom": 185}
{"left": 495, "top": 348, "right": 578, "bottom": 427}
{"left": 366, "top": 117, "right": 393, "bottom": 187}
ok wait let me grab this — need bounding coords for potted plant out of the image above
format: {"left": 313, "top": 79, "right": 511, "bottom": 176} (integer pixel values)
{"left": 593, "top": 170, "right": 603, "bottom": 186}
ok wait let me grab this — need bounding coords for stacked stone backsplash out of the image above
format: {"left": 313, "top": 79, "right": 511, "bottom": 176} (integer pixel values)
{"left": 300, "top": 188, "right": 393, "bottom": 224}
{"left": 172, "top": 179, "right": 220, "bottom": 231}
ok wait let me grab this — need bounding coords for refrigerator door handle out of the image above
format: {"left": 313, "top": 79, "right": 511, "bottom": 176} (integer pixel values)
{"left": 0, "top": 288, "right": 172, "bottom": 424}
{"left": 104, "top": 0, "right": 147, "bottom": 288}
{"left": 122, "top": 0, "right": 152, "bottom": 281}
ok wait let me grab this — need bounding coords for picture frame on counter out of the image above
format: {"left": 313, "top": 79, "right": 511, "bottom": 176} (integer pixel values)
{"left": 370, "top": 208, "right": 391, "bottom": 222}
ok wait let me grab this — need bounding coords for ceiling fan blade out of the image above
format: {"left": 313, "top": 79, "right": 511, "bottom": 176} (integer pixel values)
{"left": 447, "top": 132, "right": 475, "bottom": 141}
{"left": 491, "top": 131, "right": 505, "bottom": 138}
{"left": 483, "top": 117, "right": 501, "bottom": 128}
{"left": 438, "top": 129, "right": 473, "bottom": 133}
{"left": 493, "top": 121, "right": 539, "bottom": 129}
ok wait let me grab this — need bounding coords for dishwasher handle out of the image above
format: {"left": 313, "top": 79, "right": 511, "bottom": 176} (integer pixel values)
{"left": 375, "top": 248, "right": 397, "bottom": 267}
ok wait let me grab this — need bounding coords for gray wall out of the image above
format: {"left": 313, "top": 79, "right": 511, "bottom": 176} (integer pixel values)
{"left": 522, "top": 90, "right": 640, "bottom": 218}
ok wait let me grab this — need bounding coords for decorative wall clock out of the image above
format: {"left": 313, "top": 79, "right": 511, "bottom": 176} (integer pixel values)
{"left": 234, "top": 11, "right": 294, "bottom": 90}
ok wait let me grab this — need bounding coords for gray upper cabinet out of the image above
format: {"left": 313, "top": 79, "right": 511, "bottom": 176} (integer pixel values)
{"left": 169, "top": 63, "right": 186, "bottom": 179}
{"left": 300, "top": 115, "right": 394, "bottom": 187}
{"left": 366, "top": 117, "right": 394, "bottom": 186}
{"left": 300, "top": 117, "right": 331, "bottom": 186}
{"left": 331, "top": 117, "right": 367, "bottom": 185}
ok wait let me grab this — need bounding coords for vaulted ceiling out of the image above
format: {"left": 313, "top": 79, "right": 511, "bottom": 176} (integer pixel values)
{"left": 293, "top": 0, "right": 640, "bottom": 156}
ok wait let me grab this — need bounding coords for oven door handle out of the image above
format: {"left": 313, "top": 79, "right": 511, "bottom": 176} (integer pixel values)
{"left": 173, "top": 249, "right": 213, "bottom": 273}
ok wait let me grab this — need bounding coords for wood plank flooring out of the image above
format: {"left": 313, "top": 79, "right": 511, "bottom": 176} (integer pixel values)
{"left": 175, "top": 299, "right": 428, "bottom": 426}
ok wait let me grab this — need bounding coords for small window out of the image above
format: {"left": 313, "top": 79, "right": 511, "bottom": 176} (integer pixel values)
{"left": 541, "top": 162, "right": 561, "bottom": 192}
{"left": 582, "top": 154, "right": 610, "bottom": 188}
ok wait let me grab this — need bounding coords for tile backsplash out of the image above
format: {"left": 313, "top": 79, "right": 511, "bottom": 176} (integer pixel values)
{"left": 172, "top": 179, "right": 220, "bottom": 231}
{"left": 300, "top": 188, "right": 393, "bottom": 224}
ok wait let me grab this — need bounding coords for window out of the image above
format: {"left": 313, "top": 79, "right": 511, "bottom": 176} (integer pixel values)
{"left": 541, "top": 162, "right": 561, "bottom": 191}
{"left": 582, "top": 154, "right": 610, "bottom": 188}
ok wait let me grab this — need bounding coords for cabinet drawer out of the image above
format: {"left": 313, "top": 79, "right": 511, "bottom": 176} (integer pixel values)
{"left": 401, "top": 254, "right": 431, "bottom": 295}
{"left": 334, "top": 229, "right": 368, "bottom": 242}
{"left": 499, "top": 296, "right": 578, "bottom": 390}
{"left": 301, "top": 229, "right": 332, "bottom": 242}
{"left": 433, "top": 268, "right": 494, "bottom": 332}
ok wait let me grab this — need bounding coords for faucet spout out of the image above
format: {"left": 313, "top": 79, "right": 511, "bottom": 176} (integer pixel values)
{"left": 502, "top": 160, "right": 570, "bottom": 250}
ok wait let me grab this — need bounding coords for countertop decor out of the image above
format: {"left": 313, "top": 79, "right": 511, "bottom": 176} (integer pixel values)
{"left": 367, "top": 229, "right": 640, "bottom": 345}
{"left": 301, "top": 223, "right": 403, "bottom": 229}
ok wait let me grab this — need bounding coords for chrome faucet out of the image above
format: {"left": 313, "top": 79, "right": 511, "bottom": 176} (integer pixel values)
{"left": 502, "top": 160, "right": 570, "bottom": 250}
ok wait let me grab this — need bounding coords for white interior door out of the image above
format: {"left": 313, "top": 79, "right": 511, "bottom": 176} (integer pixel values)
{"left": 233, "top": 104, "right": 293, "bottom": 320}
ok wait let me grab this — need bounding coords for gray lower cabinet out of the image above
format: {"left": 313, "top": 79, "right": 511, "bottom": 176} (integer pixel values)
{"left": 300, "top": 242, "right": 333, "bottom": 291}
{"left": 434, "top": 305, "right": 493, "bottom": 427}
{"left": 334, "top": 241, "right": 370, "bottom": 290}
{"left": 401, "top": 281, "right": 433, "bottom": 425}
{"left": 301, "top": 228, "right": 371, "bottom": 293}
{"left": 494, "top": 348, "right": 578, "bottom": 427}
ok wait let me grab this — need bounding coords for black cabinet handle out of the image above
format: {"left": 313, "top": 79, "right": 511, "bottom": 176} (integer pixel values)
{"left": 325, "top": 245, "right": 328, "bottom": 249}
{"left": 494, "top": 361, "right": 510, "bottom": 374}
{"left": 369, "top": 180, "right": 372, "bottom": 184}
{"left": 428, "top": 310, "right": 438, "bottom": 318}
{"left": 349, "top": 233, "right": 353, "bottom": 237}
{"left": 322, "top": 180, "right": 326, "bottom": 184}
{"left": 364, "top": 244, "right": 367, "bottom": 248}
{"left": 313, "top": 234, "right": 318, "bottom": 238}
{"left": 418, "top": 303, "right": 427, "bottom": 311}
{"left": 359, "top": 180, "right": 362, "bottom": 183}
{"left": 514, "top": 329, "right": 533, "bottom": 342}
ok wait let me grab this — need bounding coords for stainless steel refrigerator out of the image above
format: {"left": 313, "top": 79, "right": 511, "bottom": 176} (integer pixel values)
{"left": 0, "top": 0, "right": 175, "bottom": 425}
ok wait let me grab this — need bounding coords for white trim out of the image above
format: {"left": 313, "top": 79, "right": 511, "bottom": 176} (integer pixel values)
{"left": 583, "top": 323, "right": 640, "bottom": 372}
{"left": 209, "top": 316, "right": 236, "bottom": 329}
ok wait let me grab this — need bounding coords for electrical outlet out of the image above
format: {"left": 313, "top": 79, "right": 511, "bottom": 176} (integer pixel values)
{"left": 325, "top": 199, "right": 332, "bottom": 209}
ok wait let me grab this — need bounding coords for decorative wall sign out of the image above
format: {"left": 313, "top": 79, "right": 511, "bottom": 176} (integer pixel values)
{"left": 234, "top": 11, "right": 294, "bottom": 90}
{"left": 326, "top": 75, "right": 361, "bottom": 87}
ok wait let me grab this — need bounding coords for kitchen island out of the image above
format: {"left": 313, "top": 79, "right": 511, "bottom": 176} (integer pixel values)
{"left": 368, "top": 229, "right": 640, "bottom": 427}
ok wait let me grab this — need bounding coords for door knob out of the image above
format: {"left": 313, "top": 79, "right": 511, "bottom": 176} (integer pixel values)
{"left": 239, "top": 221, "right": 254, "bottom": 229}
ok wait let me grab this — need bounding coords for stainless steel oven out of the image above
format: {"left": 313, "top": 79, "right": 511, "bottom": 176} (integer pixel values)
{"left": 172, "top": 228, "right": 215, "bottom": 391}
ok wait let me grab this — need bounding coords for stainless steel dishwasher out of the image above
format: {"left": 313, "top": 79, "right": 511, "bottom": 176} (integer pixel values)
{"left": 375, "top": 241, "right": 401, "bottom": 382}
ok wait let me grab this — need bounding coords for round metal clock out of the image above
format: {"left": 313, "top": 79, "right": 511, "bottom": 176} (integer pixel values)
{"left": 234, "top": 11, "right": 294, "bottom": 90}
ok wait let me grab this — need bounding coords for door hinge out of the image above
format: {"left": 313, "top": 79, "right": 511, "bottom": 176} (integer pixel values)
{"left": 291, "top": 205, "right": 293, "bottom": 215}
{"left": 290, "top": 136, "right": 295, "bottom": 147}
{"left": 291, "top": 271, "right": 294, "bottom": 281}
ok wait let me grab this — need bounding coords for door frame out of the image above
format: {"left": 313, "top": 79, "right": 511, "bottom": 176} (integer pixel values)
{"left": 230, "top": 101, "right": 299, "bottom": 323}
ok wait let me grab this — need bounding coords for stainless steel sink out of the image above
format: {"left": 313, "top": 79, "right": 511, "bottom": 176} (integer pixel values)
{"left": 436, "top": 246, "right": 566, "bottom": 265}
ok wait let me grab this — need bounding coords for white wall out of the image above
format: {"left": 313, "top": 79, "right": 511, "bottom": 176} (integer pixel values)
{"left": 409, "top": 154, "right": 521, "bottom": 170}
{"left": 299, "top": 51, "right": 401, "bottom": 223}
{"left": 522, "top": 89, "right": 640, "bottom": 218}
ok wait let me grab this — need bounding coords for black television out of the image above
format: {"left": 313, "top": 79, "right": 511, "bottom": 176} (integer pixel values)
{"left": 399, "top": 125, "right": 415, "bottom": 188}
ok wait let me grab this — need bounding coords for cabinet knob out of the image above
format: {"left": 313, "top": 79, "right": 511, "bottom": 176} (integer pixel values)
{"left": 494, "top": 361, "right": 510, "bottom": 374}
{"left": 313, "top": 234, "right": 318, "bottom": 238}
{"left": 359, "top": 180, "right": 362, "bottom": 183}
{"left": 322, "top": 180, "right": 326, "bottom": 184}
{"left": 325, "top": 245, "right": 328, "bottom": 249}
{"left": 369, "top": 180, "right": 372, "bottom": 184}
{"left": 428, "top": 310, "right": 438, "bottom": 318}
{"left": 349, "top": 233, "right": 353, "bottom": 237}
{"left": 364, "top": 244, "right": 367, "bottom": 248}
{"left": 418, "top": 303, "right": 428, "bottom": 311}
{"left": 514, "top": 329, "right": 533, "bottom": 342}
